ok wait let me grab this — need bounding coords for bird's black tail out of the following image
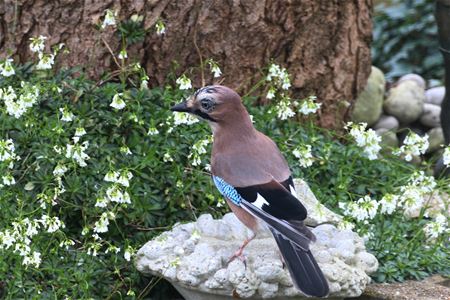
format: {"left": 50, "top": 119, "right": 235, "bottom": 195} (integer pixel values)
{"left": 270, "top": 228, "right": 329, "bottom": 298}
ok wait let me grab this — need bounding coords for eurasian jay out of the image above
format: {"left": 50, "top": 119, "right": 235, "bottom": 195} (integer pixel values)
{"left": 171, "top": 85, "right": 329, "bottom": 297}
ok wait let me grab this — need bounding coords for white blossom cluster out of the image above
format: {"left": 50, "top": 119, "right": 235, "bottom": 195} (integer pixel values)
{"left": 274, "top": 97, "right": 295, "bottom": 120}
{"left": 1, "top": 82, "right": 40, "bottom": 118}
{"left": 0, "top": 214, "right": 65, "bottom": 267}
{"left": 207, "top": 59, "right": 222, "bottom": 78}
{"left": 0, "top": 58, "right": 15, "bottom": 77}
{"left": 339, "top": 195, "right": 379, "bottom": 222}
{"left": 345, "top": 122, "right": 382, "bottom": 160}
{"left": 298, "top": 96, "right": 322, "bottom": 115}
{"left": 188, "top": 138, "right": 210, "bottom": 166}
{"left": 266, "top": 63, "right": 291, "bottom": 92}
{"left": 0, "top": 138, "right": 17, "bottom": 164}
{"left": 95, "top": 169, "right": 133, "bottom": 209}
{"left": 155, "top": 19, "right": 166, "bottom": 35}
{"left": 29, "top": 35, "right": 57, "bottom": 70}
{"left": 443, "top": 146, "right": 450, "bottom": 167}
{"left": 423, "top": 214, "right": 448, "bottom": 241}
{"left": 393, "top": 132, "right": 429, "bottom": 161}
{"left": 398, "top": 171, "right": 436, "bottom": 217}
{"left": 176, "top": 74, "right": 192, "bottom": 90}
{"left": 292, "top": 144, "right": 315, "bottom": 168}
{"left": 65, "top": 140, "right": 90, "bottom": 167}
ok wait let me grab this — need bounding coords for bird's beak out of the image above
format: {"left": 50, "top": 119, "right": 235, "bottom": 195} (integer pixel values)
{"left": 170, "top": 100, "right": 191, "bottom": 113}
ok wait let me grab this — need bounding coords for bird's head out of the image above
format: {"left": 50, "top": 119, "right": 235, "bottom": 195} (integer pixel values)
{"left": 170, "top": 85, "right": 250, "bottom": 126}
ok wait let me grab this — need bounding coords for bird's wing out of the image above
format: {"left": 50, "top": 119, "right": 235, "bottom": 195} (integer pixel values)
{"left": 212, "top": 175, "right": 311, "bottom": 250}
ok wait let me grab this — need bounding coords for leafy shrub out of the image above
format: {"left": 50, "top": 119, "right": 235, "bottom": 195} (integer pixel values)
{"left": 372, "top": 0, "right": 444, "bottom": 81}
{"left": 0, "top": 11, "right": 448, "bottom": 299}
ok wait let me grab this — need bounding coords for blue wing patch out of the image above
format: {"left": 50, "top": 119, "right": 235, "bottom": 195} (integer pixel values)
{"left": 212, "top": 176, "right": 242, "bottom": 206}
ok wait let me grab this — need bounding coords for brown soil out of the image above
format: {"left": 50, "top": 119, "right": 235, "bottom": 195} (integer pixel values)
{"left": 352, "top": 275, "right": 450, "bottom": 300}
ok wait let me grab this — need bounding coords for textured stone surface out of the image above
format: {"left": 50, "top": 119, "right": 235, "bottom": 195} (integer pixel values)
{"left": 420, "top": 103, "right": 441, "bottom": 128}
{"left": 373, "top": 115, "right": 400, "bottom": 131}
{"left": 384, "top": 81, "right": 425, "bottom": 124}
{"left": 136, "top": 213, "right": 378, "bottom": 299}
{"left": 351, "top": 66, "right": 385, "bottom": 126}
{"left": 427, "top": 127, "right": 445, "bottom": 153}
{"left": 425, "top": 87, "right": 446, "bottom": 106}
{"left": 293, "top": 179, "right": 343, "bottom": 226}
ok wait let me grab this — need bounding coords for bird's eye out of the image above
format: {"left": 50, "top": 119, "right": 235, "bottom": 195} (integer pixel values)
{"left": 200, "top": 98, "right": 215, "bottom": 111}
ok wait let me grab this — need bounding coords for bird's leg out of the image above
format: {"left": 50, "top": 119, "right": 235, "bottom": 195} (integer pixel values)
{"left": 227, "top": 232, "right": 256, "bottom": 266}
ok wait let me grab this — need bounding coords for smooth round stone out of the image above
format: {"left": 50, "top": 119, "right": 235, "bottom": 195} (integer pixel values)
{"left": 425, "top": 86, "right": 445, "bottom": 106}
{"left": 373, "top": 115, "right": 399, "bottom": 131}
{"left": 420, "top": 103, "right": 441, "bottom": 128}
{"left": 426, "top": 127, "right": 445, "bottom": 153}
{"left": 351, "top": 66, "right": 385, "bottom": 126}
{"left": 384, "top": 81, "right": 425, "bottom": 124}
{"left": 376, "top": 128, "right": 399, "bottom": 149}
{"left": 398, "top": 73, "right": 426, "bottom": 89}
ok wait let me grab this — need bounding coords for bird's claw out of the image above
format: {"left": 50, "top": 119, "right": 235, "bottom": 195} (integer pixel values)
{"left": 227, "top": 249, "right": 247, "bottom": 268}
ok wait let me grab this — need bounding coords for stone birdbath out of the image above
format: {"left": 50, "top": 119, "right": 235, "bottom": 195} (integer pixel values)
{"left": 135, "top": 180, "right": 379, "bottom": 299}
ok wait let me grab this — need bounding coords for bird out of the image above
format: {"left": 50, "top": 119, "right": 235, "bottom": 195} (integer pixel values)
{"left": 170, "top": 85, "right": 329, "bottom": 297}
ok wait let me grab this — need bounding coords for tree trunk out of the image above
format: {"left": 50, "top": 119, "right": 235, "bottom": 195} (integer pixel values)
{"left": 0, "top": 0, "right": 372, "bottom": 128}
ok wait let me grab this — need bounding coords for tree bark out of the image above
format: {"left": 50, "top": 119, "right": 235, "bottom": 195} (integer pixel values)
{"left": 0, "top": 0, "right": 372, "bottom": 128}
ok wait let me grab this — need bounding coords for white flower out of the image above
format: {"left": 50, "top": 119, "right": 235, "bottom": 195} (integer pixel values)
{"left": 104, "top": 171, "right": 119, "bottom": 182}
{"left": 147, "top": 127, "right": 159, "bottom": 135}
{"left": 163, "top": 152, "right": 173, "bottom": 162}
{"left": 116, "top": 171, "right": 133, "bottom": 187}
{"left": 155, "top": 20, "right": 166, "bottom": 35}
{"left": 423, "top": 214, "right": 448, "bottom": 240}
{"left": 379, "top": 194, "right": 399, "bottom": 215}
{"left": 118, "top": 49, "right": 128, "bottom": 60}
{"left": 176, "top": 75, "right": 192, "bottom": 90}
{"left": 298, "top": 96, "right": 322, "bottom": 115}
{"left": 106, "top": 185, "right": 131, "bottom": 204}
{"left": 41, "top": 215, "right": 65, "bottom": 233}
{"left": 275, "top": 97, "right": 295, "bottom": 120}
{"left": 173, "top": 111, "right": 199, "bottom": 125}
{"left": 393, "top": 132, "right": 429, "bottom": 161}
{"left": 346, "top": 122, "right": 382, "bottom": 160}
{"left": 29, "top": 35, "right": 47, "bottom": 53}
{"left": 102, "top": 9, "right": 117, "bottom": 29}
{"left": 95, "top": 197, "right": 109, "bottom": 208}
{"left": 409, "top": 171, "right": 436, "bottom": 193}
{"left": 36, "top": 53, "right": 55, "bottom": 70}
{"left": 110, "top": 93, "right": 126, "bottom": 110}
{"left": 59, "top": 107, "right": 74, "bottom": 122}
{"left": 53, "top": 163, "right": 68, "bottom": 177}
{"left": 338, "top": 220, "right": 355, "bottom": 231}
{"left": 94, "top": 212, "right": 114, "bottom": 233}
{"left": 1, "top": 83, "right": 40, "bottom": 118}
{"left": 266, "top": 87, "right": 276, "bottom": 99}
{"left": 0, "top": 58, "right": 15, "bottom": 77}
{"left": 211, "top": 65, "right": 222, "bottom": 78}
{"left": 22, "top": 251, "right": 41, "bottom": 267}
{"left": 443, "top": 146, "right": 450, "bottom": 167}
{"left": 189, "top": 139, "right": 210, "bottom": 166}
{"left": 75, "top": 127, "right": 86, "bottom": 137}
{"left": 2, "top": 174, "right": 15, "bottom": 186}
{"left": 293, "top": 144, "right": 314, "bottom": 168}
{"left": 65, "top": 141, "right": 90, "bottom": 167}
{"left": 0, "top": 139, "right": 16, "bottom": 162}
{"left": 120, "top": 146, "right": 132, "bottom": 155}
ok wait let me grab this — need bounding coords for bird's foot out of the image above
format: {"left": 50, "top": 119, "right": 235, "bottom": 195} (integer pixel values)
{"left": 227, "top": 247, "right": 247, "bottom": 267}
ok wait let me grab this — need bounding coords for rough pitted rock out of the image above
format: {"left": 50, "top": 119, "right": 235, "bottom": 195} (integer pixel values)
{"left": 425, "top": 87, "right": 446, "bottom": 106}
{"left": 351, "top": 66, "right": 385, "bottom": 126}
{"left": 420, "top": 103, "right": 441, "bottom": 128}
{"left": 398, "top": 73, "right": 426, "bottom": 90}
{"left": 384, "top": 81, "right": 425, "bottom": 124}
{"left": 293, "top": 179, "right": 343, "bottom": 226}
{"left": 427, "top": 127, "right": 445, "bottom": 153}
{"left": 136, "top": 213, "right": 378, "bottom": 300}
{"left": 373, "top": 115, "right": 400, "bottom": 131}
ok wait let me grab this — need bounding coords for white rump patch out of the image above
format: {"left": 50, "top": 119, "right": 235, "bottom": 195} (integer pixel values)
{"left": 253, "top": 193, "right": 269, "bottom": 209}
{"left": 289, "top": 184, "right": 296, "bottom": 195}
